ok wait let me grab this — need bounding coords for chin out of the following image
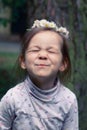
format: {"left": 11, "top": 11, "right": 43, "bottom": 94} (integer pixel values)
{"left": 36, "top": 74, "right": 50, "bottom": 78}
{"left": 33, "top": 73, "right": 50, "bottom": 78}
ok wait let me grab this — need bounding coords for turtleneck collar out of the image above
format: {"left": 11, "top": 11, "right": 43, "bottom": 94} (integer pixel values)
{"left": 24, "top": 76, "right": 60, "bottom": 102}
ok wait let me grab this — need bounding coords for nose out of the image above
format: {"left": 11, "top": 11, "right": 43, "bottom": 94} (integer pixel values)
{"left": 38, "top": 50, "right": 48, "bottom": 60}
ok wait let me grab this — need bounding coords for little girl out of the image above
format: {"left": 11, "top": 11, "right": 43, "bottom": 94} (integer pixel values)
{"left": 0, "top": 19, "right": 79, "bottom": 130}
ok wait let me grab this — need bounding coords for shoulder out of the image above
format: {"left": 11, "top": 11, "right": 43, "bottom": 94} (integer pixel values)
{"left": 61, "top": 85, "right": 76, "bottom": 98}
{"left": 58, "top": 83, "right": 78, "bottom": 109}
{"left": 61, "top": 84, "right": 77, "bottom": 101}
{"left": 0, "top": 81, "right": 26, "bottom": 103}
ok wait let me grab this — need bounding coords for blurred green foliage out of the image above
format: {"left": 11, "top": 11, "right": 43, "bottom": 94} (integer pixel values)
{"left": 0, "top": 52, "right": 18, "bottom": 98}
{"left": 2, "top": 0, "right": 26, "bottom": 7}
{"left": 0, "top": 18, "right": 9, "bottom": 27}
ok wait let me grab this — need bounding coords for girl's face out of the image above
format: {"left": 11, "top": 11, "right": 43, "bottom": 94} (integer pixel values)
{"left": 21, "top": 31, "right": 65, "bottom": 79}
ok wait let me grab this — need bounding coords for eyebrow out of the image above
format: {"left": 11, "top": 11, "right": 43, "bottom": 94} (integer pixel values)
{"left": 28, "top": 45, "right": 40, "bottom": 49}
{"left": 47, "top": 47, "right": 57, "bottom": 49}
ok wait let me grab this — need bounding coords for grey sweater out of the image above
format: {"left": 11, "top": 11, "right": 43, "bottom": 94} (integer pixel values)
{"left": 0, "top": 77, "right": 79, "bottom": 130}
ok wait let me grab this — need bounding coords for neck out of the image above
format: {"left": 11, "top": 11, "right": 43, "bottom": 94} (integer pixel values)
{"left": 29, "top": 75, "right": 57, "bottom": 90}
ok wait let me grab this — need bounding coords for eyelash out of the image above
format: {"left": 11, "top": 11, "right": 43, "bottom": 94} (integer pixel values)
{"left": 27, "top": 49, "right": 59, "bottom": 54}
{"left": 48, "top": 50, "right": 57, "bottom": 53}
{"left": 29, "top": 49, "right": 40, "bottom": 52}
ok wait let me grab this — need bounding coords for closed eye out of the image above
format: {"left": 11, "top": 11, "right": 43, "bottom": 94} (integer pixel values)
{"left": 48, "top": 50, "right": 60, "bottom": 54}
{"left": 26, "top": 48, "right": 40, "bottom": 53}
{"left": 30, "top": 49, "right": 40, "bottom": 52}
{"left": 48, "top": 51, "right": 56, "bottom": 53}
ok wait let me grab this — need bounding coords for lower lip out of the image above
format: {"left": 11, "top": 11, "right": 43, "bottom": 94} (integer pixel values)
{"left": 39, "top": 64, "right": 47, "bottom": 66}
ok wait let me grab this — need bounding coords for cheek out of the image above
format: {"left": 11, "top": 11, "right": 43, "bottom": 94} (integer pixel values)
{"left": 25, "top": 54, "right": 36, "bottom": 66}
{"left": 50, "top": 54, "right": 63, "bottom": 65}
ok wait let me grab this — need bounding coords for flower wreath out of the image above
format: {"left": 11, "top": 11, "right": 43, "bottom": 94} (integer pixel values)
{"left": 27, "top": 19, "right": 69, "bottom": 39}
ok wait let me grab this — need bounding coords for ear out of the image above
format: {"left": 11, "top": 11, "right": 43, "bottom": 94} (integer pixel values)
{"left": 59, "top": 63, "right": 67, "bottom": 72}
{"left": 19, "top": 56, "right": 26, "bottom": 69}
{"left": 21, "top": 61, "right": 26, "bottom": 69}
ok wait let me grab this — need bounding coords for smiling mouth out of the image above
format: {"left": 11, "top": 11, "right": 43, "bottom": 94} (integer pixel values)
{"left": 35, "top": 64, "right": 50, "bottom": 67}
